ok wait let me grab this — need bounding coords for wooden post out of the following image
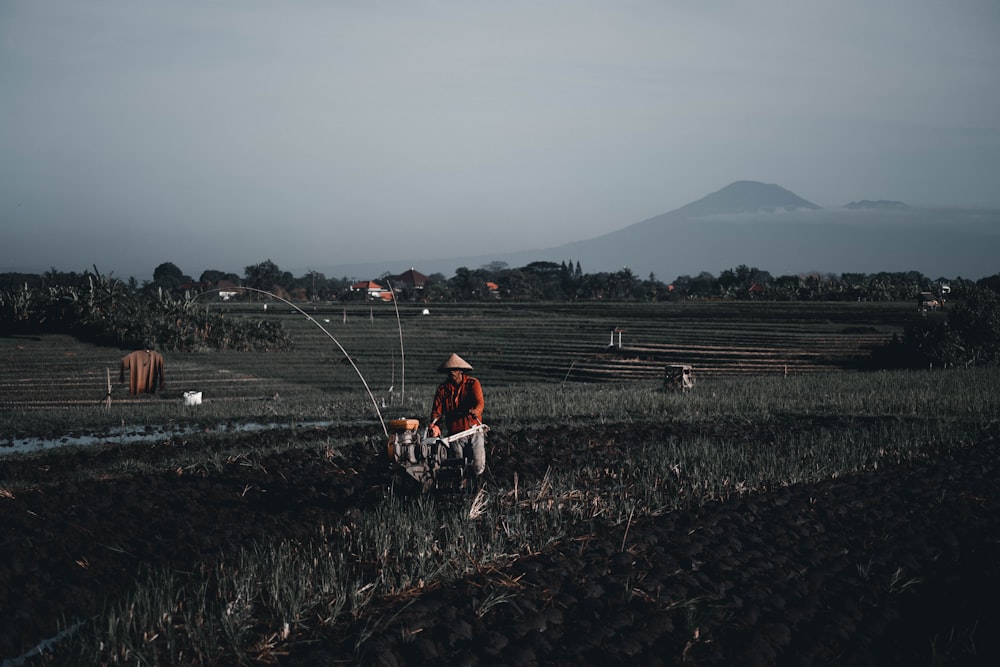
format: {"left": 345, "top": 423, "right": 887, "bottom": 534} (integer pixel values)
{"left": 105, "top": 368, "right": 112, "bottom": 410}
{"left": 610, "top": 328, "right": 624, "bottom": 348}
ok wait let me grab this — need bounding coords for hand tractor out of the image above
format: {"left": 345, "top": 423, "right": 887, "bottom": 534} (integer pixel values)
{"left": 386, "top": 418, "right": 488, "bottom": 494}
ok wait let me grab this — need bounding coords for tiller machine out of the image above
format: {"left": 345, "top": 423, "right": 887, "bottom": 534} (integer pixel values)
{"left": 386, "top": 418, "right": 488, "bottom": 494}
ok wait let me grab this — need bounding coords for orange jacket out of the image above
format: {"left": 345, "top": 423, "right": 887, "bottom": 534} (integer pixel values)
{"left": 119, "top": 350, "right": 166, "bottom": 395}
{"left": 431, "top": 375, "right": 484, "bottom": 434}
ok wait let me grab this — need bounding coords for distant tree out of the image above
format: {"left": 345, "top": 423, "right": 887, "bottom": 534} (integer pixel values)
{"left": 670, "top": 274, "right": 692, "bottom": 298}
{"left": 524, "top": 261, "right": 562, "bottom": 275}
{"left": 284, "top": 270, "right": 338, "bottom": 301}
{"left": 449, "top": 267, "right": 491, "bottom": 300}
{"left": 574, "top": 271, "right": 608, "bottom": 300}
{"left": 199, "top": 269, "right": 240, "bottom": 285}
{"left": 152, "top": 262, "right": 189, "bottom": 291}
{"left": 765, "top": 274, "right": 795, "bottom": 300}
{"left": 689, "top": 271, "right": 718, "bottom": 298}
{"left": 642, "top": 272, "right": 671, "bottom": 301}
{"left": 977, "top": 273, "right": 1000, "bottom": 294}
{"left": 604, "top": 267, "right": 640, "bottom": 300}
{"left": 718, "top": 268, "right": 738, "bottom": 296}
{"left": 752, "top": 268, "right": 773, "bottom": 286}
{"left": 498, "top": 268, "right": 541, "bottom": 300}
{"left": 946, "top": 287, "right": 1000, "bottom": 365}
{"left": 517, "top": 261, "right": 572, "bottom": 299}
{"left": 424, "top": 273, "right": 454, "bottom": 301}
{"left": 243, "top": 259, "right": 284, "bottom": 296}
{"left": 302, "top": 270, "right": 326, "bottom": 300}
{"left": 885, "top": 285, "right": 1000, "bottom": 368}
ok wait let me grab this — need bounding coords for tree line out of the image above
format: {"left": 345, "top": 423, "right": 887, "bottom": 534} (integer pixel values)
{"left": 2, "top": 260, "right": 998, "bottom": 366}
{"left": 9, "top": 258, "right": 978, "bottom": 303}
{"left": 438, "top": 261, "right": 964, "bottom": 303}
{"left": 0, "top": 266, "right": 290, "bottom": 352}
{"left": 1, "top": 258, "right": 997, "bottom": 305}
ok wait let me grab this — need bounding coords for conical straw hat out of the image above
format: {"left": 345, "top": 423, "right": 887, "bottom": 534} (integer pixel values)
{"left": 437, "top": 353, "right": 473, "bottom": 372}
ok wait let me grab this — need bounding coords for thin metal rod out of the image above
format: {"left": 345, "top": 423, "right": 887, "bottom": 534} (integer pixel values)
{"left": 385, "top": 279, "right": 405, "bottom": 406}
{"left": 196, "top": 287, "right": 387, "bottom": 435}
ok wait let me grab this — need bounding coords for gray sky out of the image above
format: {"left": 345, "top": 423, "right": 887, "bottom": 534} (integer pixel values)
{"left": 2, "top": 0, "right": 999, "bottom": 280}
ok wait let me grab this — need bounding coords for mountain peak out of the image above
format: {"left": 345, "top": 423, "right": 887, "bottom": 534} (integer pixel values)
{"left": 677, "top": 181, "right": 821, "bottom": 217}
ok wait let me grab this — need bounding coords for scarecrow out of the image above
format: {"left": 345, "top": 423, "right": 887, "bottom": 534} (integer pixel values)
{"left": 119, "top": 346, "right": 166, "bottom": 395}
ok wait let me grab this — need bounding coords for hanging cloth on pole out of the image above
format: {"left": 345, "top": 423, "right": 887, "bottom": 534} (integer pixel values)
{"left": 119, "top": 349, "right": 166, "bottom": 395}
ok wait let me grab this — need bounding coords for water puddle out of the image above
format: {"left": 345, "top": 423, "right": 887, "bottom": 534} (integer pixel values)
{"left": 1, "top": 622, "right": 82, "bottom": 667}
{"left": 0, "top": 420, "right": 337, "bottom": 457}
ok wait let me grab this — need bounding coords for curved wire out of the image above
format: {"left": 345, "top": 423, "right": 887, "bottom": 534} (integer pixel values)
{"left": 194, "top": 286, "right": 387, "bottom": 435}
{"left": 384, "top": 279, "right": 405, "bottom": 406}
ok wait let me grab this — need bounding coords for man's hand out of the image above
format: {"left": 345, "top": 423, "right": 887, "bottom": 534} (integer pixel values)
{"left": 429, "top": 423, "right": 441, "bottom": 437}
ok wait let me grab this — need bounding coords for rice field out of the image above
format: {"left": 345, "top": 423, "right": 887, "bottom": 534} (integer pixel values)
{"left": 1, "top": 300, "right": 910, "bottom": 438}
{"left": 2, "top": 300, "right": 998, "bottom": 665}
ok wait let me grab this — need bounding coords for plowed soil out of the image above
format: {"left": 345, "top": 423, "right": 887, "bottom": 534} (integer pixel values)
{"left": 2, "top": 423, "right": 999, "bottom": 666}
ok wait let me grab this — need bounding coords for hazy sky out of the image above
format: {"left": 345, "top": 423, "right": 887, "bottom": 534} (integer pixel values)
{"left": 2, "top": 0, "right": 999, "bottom": 279}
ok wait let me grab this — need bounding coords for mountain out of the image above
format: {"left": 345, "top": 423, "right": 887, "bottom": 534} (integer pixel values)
{"left": 325, "top": 181, "right": 1000, "bottom": 281}
{"left": 674, "top": 180, "right": 821, "bottom": 216}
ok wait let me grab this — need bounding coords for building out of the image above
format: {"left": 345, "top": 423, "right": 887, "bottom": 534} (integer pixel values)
{"left": 350, "top": 280, "right": 386, "bottom": 298}
{"left": 390, "top": 268, "right": 430, "bottom": 290}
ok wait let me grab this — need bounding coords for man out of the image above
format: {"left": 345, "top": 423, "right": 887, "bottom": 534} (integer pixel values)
{"left": 429, "top": 353, "right": 486, "bottom": 476}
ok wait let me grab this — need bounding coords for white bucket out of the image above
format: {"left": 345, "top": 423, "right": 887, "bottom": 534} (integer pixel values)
{"left": 183, "top": 391, "right": 203, "bottom": 406}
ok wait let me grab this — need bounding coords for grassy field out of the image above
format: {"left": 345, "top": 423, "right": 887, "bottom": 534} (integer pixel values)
{"left": 1, "top": 300, "right": 913, "bottom": 439}
{"left": 2, "top": 301, "right": 999, "bottom": 664}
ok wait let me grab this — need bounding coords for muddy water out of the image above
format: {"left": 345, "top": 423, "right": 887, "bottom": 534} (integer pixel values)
{"left": 0, "top": 420, "right": 337, "bottom": 457}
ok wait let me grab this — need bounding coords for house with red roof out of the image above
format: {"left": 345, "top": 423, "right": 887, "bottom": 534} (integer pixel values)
{"left": 390, "top": 268, "right": 430, "bottom": 290}
{"left": 350, "top": 280, "right": 385, "bottom": 298}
